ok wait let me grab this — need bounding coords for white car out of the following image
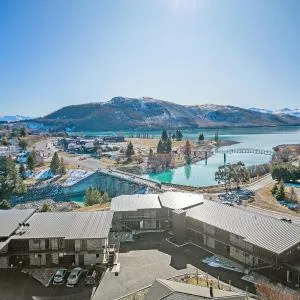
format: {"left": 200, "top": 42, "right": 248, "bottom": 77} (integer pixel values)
{"left": 66, "top": 267, "right": 83, "bottom": 287}
{"left": 53, "top": 268, "right": 68, "bottom": 284}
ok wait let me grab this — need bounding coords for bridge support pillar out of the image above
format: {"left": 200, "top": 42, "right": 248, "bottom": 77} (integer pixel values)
{"left": 224, "top": 153, "right": 226, "bottom": 165}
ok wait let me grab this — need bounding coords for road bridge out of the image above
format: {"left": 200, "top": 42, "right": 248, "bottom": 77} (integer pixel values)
{"left": 214, "top": 148, "right": 274, "bottom": 155}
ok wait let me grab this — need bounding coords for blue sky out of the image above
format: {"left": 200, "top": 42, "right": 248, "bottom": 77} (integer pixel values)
{"left": 0, "top": 0, "right": 299, "bottom": 117}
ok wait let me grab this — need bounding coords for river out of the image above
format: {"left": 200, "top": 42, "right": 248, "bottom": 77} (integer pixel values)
{"left": 72, "top": 126, "right": 300, "bottom": 187}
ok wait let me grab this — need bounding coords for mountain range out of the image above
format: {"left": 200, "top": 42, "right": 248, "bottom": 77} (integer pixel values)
{"left": 0, "top": 115, "right": 32, "bottom": 122}
{"left": 249, "top": 107, "right": 300, "bottom": 118}
{"left": 35, "top": 97, "right": 300, "bottom": 131}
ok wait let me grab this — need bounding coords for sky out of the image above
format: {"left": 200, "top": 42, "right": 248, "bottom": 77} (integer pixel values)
{"left": 0, "top": 0, "right": 299, "bottom": 117}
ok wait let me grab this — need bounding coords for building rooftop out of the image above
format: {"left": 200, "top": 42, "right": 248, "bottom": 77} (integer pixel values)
{"left": 111, "top": 194, "right": 161, "bottom": 211}
{"left": 186, "top": 201, "right": 300, "bottom": 255}
{"left": 145, "top": 279, "right": 245, "bottom": 300}
{"left": 159, "top": 192, "right": 204, "bottom": 210}
{"left": 0, "top": 209, "right": 35, "bottom": 238}
{"left": 12, "top": 211, "right": 113, "bottom": 240}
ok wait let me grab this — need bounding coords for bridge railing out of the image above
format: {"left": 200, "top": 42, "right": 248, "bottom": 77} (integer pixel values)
{"left": 214, "top": 148, "right": 274, "bottom": 155}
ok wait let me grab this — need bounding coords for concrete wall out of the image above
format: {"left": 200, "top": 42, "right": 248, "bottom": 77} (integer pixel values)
{"left": 112, "top": 209, "right": 165, "bottom": 231}
{"left": 84, "top": 253, "right": 102, "bottom": 265}
{"left": 29, "top": 253, "right": 46, "bottom": 266}
{"left": 63, "top": 171, "right": 145, "bottom": 197}
{"left": 172, "top": 210, "right": 186, "bottom": 243}
{"left": 52, "top": 253, "right": 59, "bottom": 265}
{"left": 230, "top": 246, "right": 258, "bottom": 266}
{"left": 50, "top": 239, "right": 59, "bottom": 250}
{"left": 29, "top": 239, "right": 45, "bottom": 251}
{"left": 0, "top": 257, "right": 8, "bottom": 268}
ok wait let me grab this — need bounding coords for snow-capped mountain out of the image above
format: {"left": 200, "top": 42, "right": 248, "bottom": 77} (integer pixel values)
{"left": 0, "top": 115, "right": 32, "bottom": 122}
{"left": 248, "top": 107, "right": 273, "bottom": 114}
{"left": 274, "top": 108, "right": 300, "bottom": 118}
{"left": 249, "top": 107, "right": 300, "bottom": 118}
{"left": 32, "top": 97, "right": 300, "bottom": 131}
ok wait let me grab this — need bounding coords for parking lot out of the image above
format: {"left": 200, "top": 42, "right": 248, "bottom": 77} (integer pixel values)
{"left": 92, "top": 232, "right": 255, "bottom": 300}
{"left": 0, "top": 267, "right": 102, "bottom": 300}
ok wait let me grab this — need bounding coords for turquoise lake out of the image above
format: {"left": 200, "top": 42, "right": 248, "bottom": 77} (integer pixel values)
{"left": 72, "top": 126, "right": 300, "bottom": 187}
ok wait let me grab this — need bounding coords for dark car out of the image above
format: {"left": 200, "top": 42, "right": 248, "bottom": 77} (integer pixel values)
{"left": 278, "top": 217, "right": 292, "bottom": 223}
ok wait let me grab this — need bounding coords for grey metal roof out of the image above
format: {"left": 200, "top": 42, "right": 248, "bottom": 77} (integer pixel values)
{"left": 186, "top": 201, "right": 300, "bottom": 255}
{"left": 159, "top": 192, "right": 204, "bottom": 210}
{"left": 0, "top": 209, "right": 35, "bottom": 237}
{"left": 12, "top": 211, "right": 113, "bottom": 239}
{"left": 111, "top": 194, "right": 161, "bottom": 211}
{"left": 146, "top": 279, "right": 244, "bottom": 300}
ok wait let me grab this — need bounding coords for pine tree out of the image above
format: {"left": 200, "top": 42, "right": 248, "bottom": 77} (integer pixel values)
{"left": 275, "top": 180, "right": 286, "bottom": 200}
{"left": 18, "top": 139, "right": 28, "bottom": 150}
{"left": 20, "top": 127, "right": 26, "bottom": 137}
{"left": 271, "top": 183, "right": 278, "bottom": 195}
{"left": 27, "top": 151, "right": 37, "bottom": 171}
{"left": 199, "top": 133, "right": 204, "bottom": 141}
{"left": 19, "top": 164, "right": 26, "bottom": 179}
{"left": 101, "top": 192, "right": 110, "bottom": 203}
{"left": 214, "top": 132, "right": 219, "bottom": 142}
{"left": 157, "top": 140, "right": 163, "bottom": 153}
{"left": 161, "top": 130, "right": 168, "bottom": 142}
{"left": 166, "top": 138, "right": 172, "bottom": 153}
{"left": 125, "top": 141, "right": 134, "bottom": 160}
{"left": 176, "top": 130, "right": 183, "bottom": 141}
{"left": 50, "top": 152, "right": 61, "bottom": 174}
{"left": 84, "top": 187, "right": 102, "bottom": 206}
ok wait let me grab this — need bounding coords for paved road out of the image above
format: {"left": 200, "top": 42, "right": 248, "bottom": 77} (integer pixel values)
{"left": 245, "top": 174, "right": 274, "bottom": 192}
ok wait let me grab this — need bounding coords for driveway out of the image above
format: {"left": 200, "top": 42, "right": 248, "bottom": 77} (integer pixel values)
{"left": 92, "top": 234, "right": 255, "bottom": 300}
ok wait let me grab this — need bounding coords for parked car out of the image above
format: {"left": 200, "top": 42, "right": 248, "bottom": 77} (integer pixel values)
{"left": 278, "top": 217, "right": 292, "bottom": 223}
{"left": 66, "top": 267, "right": 83, "bottom": 287}
{"left": 221, "top": 201, "right": 234, "bottom": 206}
{"left": 53, "top": 268, "right": 68, "bottom": 284}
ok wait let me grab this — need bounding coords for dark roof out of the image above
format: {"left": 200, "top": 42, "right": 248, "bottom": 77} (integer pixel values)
{"left": 111, "top": 194, "right": 161, "bottom": 211}
{"left": 145, "top": 279, "right": 245, "bottom": 300}
{"left": 159, "top": 192, "right": 204, "bottom": 210}
{"left": 0, "top": 209, "right": 35, "bottom": 237}
{"left": 186, "top": 201, "right": 300, "bottom": 255}
{"left": 12, "top": 211, "right": 113, "bottom": 239}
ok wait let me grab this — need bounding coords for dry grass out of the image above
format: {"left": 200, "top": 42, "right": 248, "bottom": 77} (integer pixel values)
{"left": 127, "top": 138, "right": 198, "bottom": 151}
{"left": 253, "top": 183, "right": 300, "bottom": 216}
{"left": 74, "top": 202, "right": 111, "bottom": 212}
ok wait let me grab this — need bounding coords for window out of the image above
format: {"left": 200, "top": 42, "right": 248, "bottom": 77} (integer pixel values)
{"left": 96, "top": 254, "right": 99, "bottom": 258}
{"left": 156, "top": 220, "right": 160, "bottom": 229}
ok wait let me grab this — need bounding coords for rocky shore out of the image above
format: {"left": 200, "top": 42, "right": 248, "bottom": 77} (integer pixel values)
{"left": 14, "top": 199, "right": 80, "bottom": 212}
